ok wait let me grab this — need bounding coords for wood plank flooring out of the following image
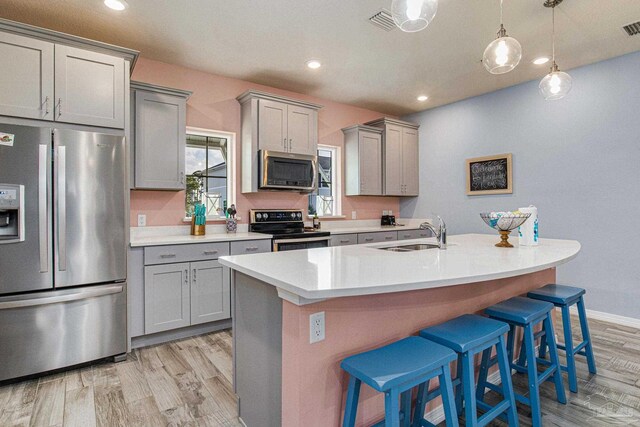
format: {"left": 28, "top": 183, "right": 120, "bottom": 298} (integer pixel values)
{"left": 0, "top": 330, "right": 240, "bottom": 427}
{"left": 0, "top": 315, "right": 639, "bottom": 426}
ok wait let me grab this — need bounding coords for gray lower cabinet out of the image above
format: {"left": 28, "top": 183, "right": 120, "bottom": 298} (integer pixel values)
{"left": 144, "top": 262, "right": 191, "bottom": 334}
{"left": 397, "top": 229, "right": 433, "bottom": 240}
{"left": 330, "top": 234, "right": 358, "bottom": 247}
{"left": 191, "top": 260, "right": 230, "bottom": 325}
{"left": 357, "top": 231, "right": 397, "bottom": 244}
{"left": 131, "top": 82, "right": 191, "bottom": 190}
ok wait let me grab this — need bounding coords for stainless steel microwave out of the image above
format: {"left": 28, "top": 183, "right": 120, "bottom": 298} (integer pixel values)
{"left": 259, "top": 150, "right": 317, "bottom": 192}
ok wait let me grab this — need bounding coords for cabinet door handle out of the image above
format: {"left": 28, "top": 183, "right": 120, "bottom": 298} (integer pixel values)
{"left": 160, "top": 254, "right": 176, "bottom": 259}
{"left": 403, "top": 234, "right": 411, "bottom": 238}
{"left": 289, "top": 139, "right": 292, "bottom": 152}
{"left": 284, "top": 137, "right": 287, "bottom": 150}
{"left": 180, "top": 171, "right": 185, "bottom": 185}
{"left": 193, "top": 268, "right": 197, "bottom": 282}
{"left": 385, "top": 236, "right": 394, "bottom": 240}
{"left": 56, "top": 98, "right": 62, "bottom": 118}
{"left": 245, "top": 247, "right": 259, "bottom": 252}
{"left": 185, "top": 269, "right": 189, "bottom": 284}
{"left": 203, "top": 250, "right": 218, "bottom": 255}
{"left": 364, "top": 238, "right": 374, "bottom": 242}
{"left": 340, "top": 240, "right": 350, "bottom": 244}
{"left": 42, "top": 96, "right": 50, "bottom": 116}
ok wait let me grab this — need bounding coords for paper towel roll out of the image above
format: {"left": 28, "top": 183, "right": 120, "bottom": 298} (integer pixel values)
{"left": 518, "top": 206, "right": 538, "bottom": 246}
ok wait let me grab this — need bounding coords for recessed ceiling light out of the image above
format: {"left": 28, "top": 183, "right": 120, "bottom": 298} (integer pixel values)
{"left": 104, "top": 0, "right": 128, "bottom": 11}
{"left": 533, "top": 57, "right": 550, "bottom": 65}
{"left": 417, "top": 95, "right": 429, "bottom": 102}
{"left": 306, "top": 60, "right": 322, "bottom": 69}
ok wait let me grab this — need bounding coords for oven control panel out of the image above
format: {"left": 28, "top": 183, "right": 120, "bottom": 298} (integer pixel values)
{"left": 250, "top": 209, "right": 304, "bottom": 223}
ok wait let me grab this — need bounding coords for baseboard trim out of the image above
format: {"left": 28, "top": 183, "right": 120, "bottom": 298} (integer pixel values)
{"left": 130, "top": 319, "right": 232, "bottom": 349}
{"left": 571, "top": 307, "right": 640, "bottom": 329}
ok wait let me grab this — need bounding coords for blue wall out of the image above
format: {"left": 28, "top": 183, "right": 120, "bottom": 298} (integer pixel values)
{"left": 402, "top": 52, "right": 640, "bottom": 319}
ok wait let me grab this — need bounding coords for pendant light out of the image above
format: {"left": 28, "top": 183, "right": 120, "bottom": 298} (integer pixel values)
{"left": 391, "top": 0, "right": 438, "bottom": 33}
{"left": 539, "top": 0, "right": 572, "bottom": 100}
{"left": 483, "top": 0, "right": 522, "bottom": 74}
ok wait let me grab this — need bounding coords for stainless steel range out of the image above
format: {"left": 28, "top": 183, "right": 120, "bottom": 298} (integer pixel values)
{"left": 0, "top": 123, "right": 127, "bottom": 382}
{"left": 249, "top": 209, "right": 330, "bottom": 252}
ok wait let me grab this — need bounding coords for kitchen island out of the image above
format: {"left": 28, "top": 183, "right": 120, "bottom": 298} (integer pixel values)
{"left": 218, "top": 234, "right": 581, "bottom": 427}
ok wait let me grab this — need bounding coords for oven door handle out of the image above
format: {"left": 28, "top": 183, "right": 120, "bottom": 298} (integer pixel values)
{"left": 272, "top": 236, "right": 331, "bottom": 245}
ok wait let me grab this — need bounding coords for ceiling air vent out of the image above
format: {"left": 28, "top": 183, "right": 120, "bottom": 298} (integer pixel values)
{"left": 622, "top": 21, "right": 640, "bottom": 36}
{"left": 369, "top": 9, "right": 396, "bottom": 32}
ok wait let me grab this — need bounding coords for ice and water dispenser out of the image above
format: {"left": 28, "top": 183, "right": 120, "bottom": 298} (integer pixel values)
{"left": 0, "top": 184, "right": 24, "bottom": 243}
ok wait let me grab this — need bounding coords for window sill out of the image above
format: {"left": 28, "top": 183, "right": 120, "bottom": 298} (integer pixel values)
{"left": 307, "top": 215, "right": 346, "bottom": 220}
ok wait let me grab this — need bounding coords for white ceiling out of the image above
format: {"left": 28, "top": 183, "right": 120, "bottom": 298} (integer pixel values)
{"left": 2, "top": 0, "right": 640, "bottom": 115}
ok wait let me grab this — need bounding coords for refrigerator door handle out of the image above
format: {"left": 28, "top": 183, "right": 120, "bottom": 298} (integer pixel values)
{"left": 38, "top": 144, "right": 49, "bottom": 273}
{"left": 57, "top": 145, "right": 67, "bottom": 271}
{"left": 0, "top": 284, "right": 124, "bottom": 310}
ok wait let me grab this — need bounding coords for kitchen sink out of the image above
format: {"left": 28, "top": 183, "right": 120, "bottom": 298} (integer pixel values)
{"left": 379, "top": 243, "right": 440, "bottom": 251}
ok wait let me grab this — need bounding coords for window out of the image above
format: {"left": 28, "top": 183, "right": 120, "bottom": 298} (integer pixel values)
{"left": 185, "top": 128, "right": 235, "bottom": 219}
{"left": 308, "top": 145, "right": 341, "bottom": 217}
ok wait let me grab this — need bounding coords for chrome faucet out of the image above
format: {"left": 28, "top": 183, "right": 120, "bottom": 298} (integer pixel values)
{"left": 420, "top": 216, "right": 447, "bottom": 250}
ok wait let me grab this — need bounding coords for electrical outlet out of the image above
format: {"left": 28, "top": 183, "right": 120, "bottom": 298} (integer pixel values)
{"left": 351, "top": 211, "right": 357, "bottom": 220}
{"left": 137, "top": 214, "right": 146, "bottom": 227}
{"left": 309, "top": 311, "right": 325, "bottom": 344}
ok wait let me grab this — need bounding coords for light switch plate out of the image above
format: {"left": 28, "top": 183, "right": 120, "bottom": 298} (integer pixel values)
{"left": 351, "top": 211, "right": 357, "bottom": 220}
{"left": 137, "top": 214, "right": 146, "bottom": 227}
{"left": 309, "top": 311, "right": 325, "bottom": 344}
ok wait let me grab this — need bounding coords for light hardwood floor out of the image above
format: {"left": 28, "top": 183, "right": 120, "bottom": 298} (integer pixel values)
{"left": 0, "top": 316, "right": 639, "bottom": 426}
{"left": 0, "top": 330, "right": 240, "bottom": 427}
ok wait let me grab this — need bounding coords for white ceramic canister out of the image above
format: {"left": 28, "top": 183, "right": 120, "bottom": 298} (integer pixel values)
{"left": 518, "top": 205, "right": 538, "bottom": 246}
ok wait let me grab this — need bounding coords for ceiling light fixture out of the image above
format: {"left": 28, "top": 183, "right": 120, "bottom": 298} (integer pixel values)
{"left": 306, "top": 60, "right": 322, "bottom": 69}
{"left": 539, "top": 0, "right": 572, "bottom": 100}
{"left": 417, "top": 95, "right": 429, "bottom": 101}
{"left": 482, "top": 0, "right": 522, "bottom": 74}
{"left": 104, "top": 0, "right": 128, "bottom": 11}
{"left": 390, "top": 0, "right": 438, "bottom": 32}
{"left": 533, "top": 56, "right": 550, "bottom": 65}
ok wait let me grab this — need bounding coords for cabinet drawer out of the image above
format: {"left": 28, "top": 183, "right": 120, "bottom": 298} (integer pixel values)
{"left": 144, "top": 242, "right": 230, "bottom": 265}
{"left": 397, "top": 229, "right": 433, "bottom": 240}
{"left": 230, "top": 239, "right": 271, "bottom": 255}
{"left": 357, "top": 231, "right": 397, "bottom": 244}
{"left": 330, "top": 234, "right": 358, "bottom": 247}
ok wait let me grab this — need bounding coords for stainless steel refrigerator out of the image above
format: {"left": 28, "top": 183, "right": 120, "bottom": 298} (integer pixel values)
{"left": 0, "top": 123, "right": 127, "bottom": 381}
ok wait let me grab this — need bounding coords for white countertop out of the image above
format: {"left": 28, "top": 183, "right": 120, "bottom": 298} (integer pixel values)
{"left": 130, "top": 231, "right": 272, "bottom": 247}
{"left": 218, "top": 234, "right": 581, "bottom": 305}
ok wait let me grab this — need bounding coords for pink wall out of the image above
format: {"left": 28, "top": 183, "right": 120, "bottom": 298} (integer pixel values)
{"left": 281, "top": 268, "right": 556, "bottom": 427}
{"left": 130, "top": 58, "right": 400, "bottom": 226}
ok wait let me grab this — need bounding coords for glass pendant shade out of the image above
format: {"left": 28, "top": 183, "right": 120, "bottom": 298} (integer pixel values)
{"left": 483, "top": 28, "right": 522, "bottom": 74}
{"left": 391, "top": 0, "right": 438, "bottom": 32}
{"left": 539, "top": 64, "right": 572, "bottom": 100}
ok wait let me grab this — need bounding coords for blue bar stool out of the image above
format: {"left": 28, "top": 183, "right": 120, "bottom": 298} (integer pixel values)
{"left": 418, "top": 315, "right": 519, "bottom": 427}
{"left": 527, "top": 284, "right": 597, "bottom": 393}
{"left": 341, "top": 336, "right": 459, "bottom": 427}
{"left": 480, "top": 297, "right": 567, "bottom": 427}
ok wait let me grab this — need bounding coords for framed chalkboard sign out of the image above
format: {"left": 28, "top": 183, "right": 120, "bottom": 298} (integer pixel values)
{"left": 466, "top": 153, "right": 513, "bottom": 195}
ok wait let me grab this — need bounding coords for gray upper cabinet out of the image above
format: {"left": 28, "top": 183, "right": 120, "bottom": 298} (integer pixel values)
{"left": 258, "top": 99, "right": 288, "bottom": 152}
{"left": 343, "top": 125, "right": 383, "bottom": 196}
{"left": 0, "top": 32, "right": 54, "bottom": 121}
{"left": 0, "top": 21, "right": 138, "bottom": 127}
{"left": 190, "top": 260, "right": 230, "bottom": 325}
{"left": 131, "top": 82, "right": 191, "bottom": 190}
{"left": 144, "top": 262, "right": 191, "bottom": 334}
{"left": 365, "top": 118, "right": 420, "bottom": 197}
{"left": 237, "top": 91, "right": 322, "bottom": 192}
{"left": 286, "top": 104, "right": 317, "bottom": 155}
{"left": 54, "top": 45, "right": 125, "bottom": 128}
